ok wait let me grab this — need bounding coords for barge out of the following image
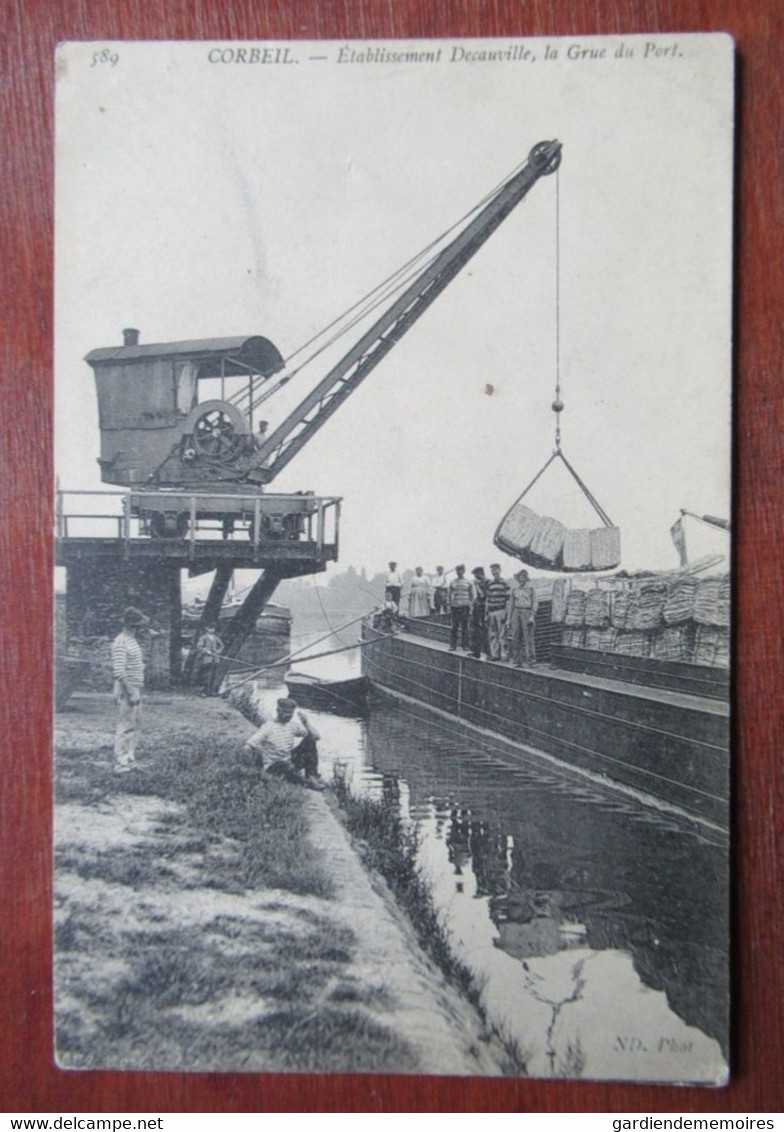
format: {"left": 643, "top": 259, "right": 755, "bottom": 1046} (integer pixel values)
{"left": 361, "top": 610, "right": 730, "bottom": 831}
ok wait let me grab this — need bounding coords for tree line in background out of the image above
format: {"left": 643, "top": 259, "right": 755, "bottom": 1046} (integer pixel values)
{"left": 276, "top": 565, "right": 411, "bottom": 615}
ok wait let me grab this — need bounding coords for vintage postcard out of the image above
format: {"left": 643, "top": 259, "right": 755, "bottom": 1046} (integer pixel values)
{"left": 54, "top": 35, "right": 733, "bottom": 1082}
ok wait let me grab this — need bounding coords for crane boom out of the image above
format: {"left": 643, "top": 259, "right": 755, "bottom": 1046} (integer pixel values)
{"left": 253, "top": 139, "right": 562, "bottom": 482}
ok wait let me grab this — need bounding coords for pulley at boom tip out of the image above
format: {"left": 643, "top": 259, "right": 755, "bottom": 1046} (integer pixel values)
{"left": 527, "top": 139, "right": 562, "bottom": 175}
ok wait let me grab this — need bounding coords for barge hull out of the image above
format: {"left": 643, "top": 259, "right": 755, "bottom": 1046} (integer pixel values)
{"left": 362, "top": 623, "right": 729, "bottom": 830}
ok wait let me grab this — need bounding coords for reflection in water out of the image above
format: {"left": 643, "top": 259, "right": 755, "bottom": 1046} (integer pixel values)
{"left": 253, "top": 615, "right": 729, "bottom": 1082}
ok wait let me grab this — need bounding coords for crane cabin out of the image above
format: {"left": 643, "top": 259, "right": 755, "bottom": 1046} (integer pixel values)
{"left": 85, "top": 329, "right": 325, "bottom": 541}
{"left": 87, "top": 329, "right": 285, "bottom": 490}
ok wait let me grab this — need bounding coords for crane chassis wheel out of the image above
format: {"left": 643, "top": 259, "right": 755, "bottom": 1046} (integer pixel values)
{"left": 149, "top": 511, "right": 189, "bottom": 539}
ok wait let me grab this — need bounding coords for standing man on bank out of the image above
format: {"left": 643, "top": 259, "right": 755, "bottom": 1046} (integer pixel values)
{"left": 111, "top": 606, "right": 149, "bottom": 773}
{"left": 507, "top": 569, "right": 539, "bottom": 667}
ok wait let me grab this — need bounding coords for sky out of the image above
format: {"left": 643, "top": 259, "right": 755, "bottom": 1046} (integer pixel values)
{"left": 55, "top": 34, "right": 733, "bottom": 579}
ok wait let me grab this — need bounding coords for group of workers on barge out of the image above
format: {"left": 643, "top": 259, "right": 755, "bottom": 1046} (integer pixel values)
{"left": 381, "top": 561, "right": 540, "bottom": 668}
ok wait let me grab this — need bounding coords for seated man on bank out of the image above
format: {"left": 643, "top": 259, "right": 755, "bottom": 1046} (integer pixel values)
{"left": 244, "top": 697, "right": 324, "bottom": 790}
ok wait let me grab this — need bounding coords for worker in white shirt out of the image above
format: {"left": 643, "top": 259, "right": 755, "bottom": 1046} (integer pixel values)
{"left": 385, "top": 561, "right": 403, "bottom": 608}
{"left": 111, "top": 606, "right": 149, "bottom": 773}
{"left": 244, "top": 697, "right": 324, "bottom": 790}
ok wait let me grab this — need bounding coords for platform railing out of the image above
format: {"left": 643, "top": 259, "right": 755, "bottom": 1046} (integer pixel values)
{"left": 55, "top": 488, "right": 342, "bottom": 560}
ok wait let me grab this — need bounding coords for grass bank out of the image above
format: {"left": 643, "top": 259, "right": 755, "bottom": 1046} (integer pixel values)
{"left": 57, "top": 729, "right": 331, "bottom": 898}
{"left": 54, "top": 696, "right": 422, "bottom": 1072}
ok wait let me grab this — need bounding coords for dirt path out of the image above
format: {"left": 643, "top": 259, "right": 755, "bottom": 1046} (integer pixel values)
{"left": 55, "top": 691, "right": 503, "bottom": 1075}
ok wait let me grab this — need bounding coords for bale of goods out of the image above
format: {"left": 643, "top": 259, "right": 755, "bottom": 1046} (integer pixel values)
{"left": 694, "top": 625, "right": 731, "bottom": 667}
{"left": 628, "top": 581, "right": 668, "bottom": 631}
{"left": 561, "top": 628, "right": 585, "bottom": 649}
{"left": 551, "top": 578, "right": 569, "bottom": 624}
{"left": 564, "top": 590, "right": 587, "bottom": 626}
{"left": 494, "top": 502, "right": 540, "bottom": 558}
{"left": 585, "top": 627, "right": 618, "bottom": 653}
{"left": 614, "top": 631, "right": 651, "bottom": 658}
{"left": 562, "top": 528, "right": 593, "bottom": 572}
{"left": 651, "top": 625, "right": 694, "bottom": 662}
{"left": 611, "top": 588, "right": 632, "bottom": 629}
{"left": 663, "top": 578, "right": 698, "bottom": 625}
{"left": 527, "top": 515, "right": 567, "bottom": 568}
{"left": 718, "top": 575, "right": 731, "bottom": 625}
{"left": 694, "top": 577, "right": 730, "bottom": 626}
{"left": 591, "top": 526, "right": 622, "bottom": 570}
{"left": 584, "top": 588, "right": 611, "bottom": 628}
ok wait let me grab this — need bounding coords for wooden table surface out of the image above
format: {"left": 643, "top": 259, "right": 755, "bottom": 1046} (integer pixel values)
{"left": 2, "top": 0, "right": 781, "bottom": 1114}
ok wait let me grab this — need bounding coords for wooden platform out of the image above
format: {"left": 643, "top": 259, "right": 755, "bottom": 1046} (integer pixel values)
{"left": 55, "top": 534, "right": 337, "bottom": 572}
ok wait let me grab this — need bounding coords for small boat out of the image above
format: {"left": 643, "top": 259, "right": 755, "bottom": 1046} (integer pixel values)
{"left": 285, "top": 671, "right": 371, "bottom": 716}
{"left": 182, "top": 598, "right": 292, "bottom": 635}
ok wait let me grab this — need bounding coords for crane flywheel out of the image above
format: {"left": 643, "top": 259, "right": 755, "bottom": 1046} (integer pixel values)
{"left": 185, "top": 400, "right": 248, "bottom": 463}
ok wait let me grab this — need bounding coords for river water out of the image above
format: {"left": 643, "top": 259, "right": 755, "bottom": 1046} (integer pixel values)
{"left": 253, "top": 610, "right": 729, "bottom": 1083}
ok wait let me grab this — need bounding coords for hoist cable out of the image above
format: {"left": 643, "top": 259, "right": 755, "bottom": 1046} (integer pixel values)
{"left": 555, "top": 168, "right": 561, "bottom": 447}
{"left": 555, "top": 449, "right": 614, "bottom": 528}
{"left": 508, "top": 167, "right": 614, "bottom": 531}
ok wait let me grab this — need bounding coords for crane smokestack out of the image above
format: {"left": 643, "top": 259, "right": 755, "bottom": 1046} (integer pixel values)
{"left": 123, "top": 328, "right": 140, "bottom": 347}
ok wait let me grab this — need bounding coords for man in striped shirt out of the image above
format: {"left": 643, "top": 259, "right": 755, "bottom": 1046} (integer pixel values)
{"left": 448, "top": 565, "right": 474, "bottom": 651}
{"left": 111, "top": 606, "right": 149, "bottom": 773}
{"left": 486, "top": 563, "right": 511, "bottom": 661}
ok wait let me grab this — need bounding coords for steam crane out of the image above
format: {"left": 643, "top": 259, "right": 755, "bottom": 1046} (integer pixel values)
{"left": 80, "top": 140, "right": 562, "bottom": 680}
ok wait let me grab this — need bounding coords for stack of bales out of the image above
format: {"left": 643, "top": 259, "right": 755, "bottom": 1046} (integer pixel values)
{"left": 553, "top": 571, "right": 730, "bottom": 668}
{"left": 560, "top": 587, "right": 587, "bottom": 649}
{"left": 583, "top": 587, "right": 616, "bottom": 653}
{"left": 693, "top": 575, "right": 731, "bottom": 665}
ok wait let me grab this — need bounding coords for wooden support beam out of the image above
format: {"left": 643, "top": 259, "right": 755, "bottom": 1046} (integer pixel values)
{"left": 168, "top": 566, "right": 183, "bottom": 682}
{"left": 202, "top": 564, "right": 235, "bottom": 627}
{"left": 214, "top": 568, "right": 285, "bottom": 691}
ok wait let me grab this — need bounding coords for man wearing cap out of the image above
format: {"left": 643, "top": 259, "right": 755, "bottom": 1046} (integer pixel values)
{"left": 448, "top": 565, "right": 474, "bottom": 652}
{"left": 430, "top": 566, "right": 448, "bottom": 616}
{"left": 469, "top": 567, "right": 489, "bottom": 659}
{"left": 385, "top": 562, "right": 403, "bottom": 610}
{"left": 111, "top": 606, "right": 149, "bottom": 773}
{"left": 485, "top": 563, "right": 511, "bottom": 661}
{"left": 192, "top": 622, "right": 224, "bottom": 695}
{"left": 245, "top": 697, "right": 324, "bottom": 790}
{"left": 507, "top": 569, "right": 539, "bottom": 667}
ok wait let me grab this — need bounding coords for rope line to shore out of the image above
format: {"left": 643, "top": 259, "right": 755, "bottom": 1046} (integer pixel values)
{"left": 222, "top": 615, "right": 388, "bottom": 694}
